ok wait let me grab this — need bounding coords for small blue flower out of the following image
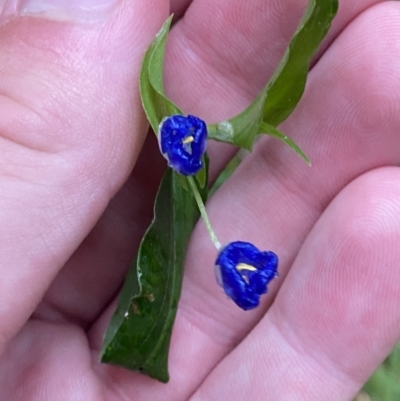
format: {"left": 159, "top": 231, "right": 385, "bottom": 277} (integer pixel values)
{"left": 158, "top": 114, "right": 207, "bottom": 176}
{"left": 215, "top": 241, "right": 278, "bottom": 310}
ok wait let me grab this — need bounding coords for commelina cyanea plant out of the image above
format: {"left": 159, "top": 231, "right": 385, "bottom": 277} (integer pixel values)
{"left": 100, "top": 0, "right": 339, "bottom": 383}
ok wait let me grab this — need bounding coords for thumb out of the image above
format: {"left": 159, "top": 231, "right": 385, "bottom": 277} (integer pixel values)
{"left": 0, "top": 0, "right": 168, "bottom": 355}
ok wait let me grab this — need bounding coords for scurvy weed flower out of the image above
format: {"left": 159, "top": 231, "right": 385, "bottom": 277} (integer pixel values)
{"left": 215, "top": 241, "right": 278, "bottom": 310}
{"left": 158, "top": 114, "right": 207, "bottom": 176}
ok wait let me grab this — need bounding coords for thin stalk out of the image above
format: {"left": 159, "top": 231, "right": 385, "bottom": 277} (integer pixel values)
{"left": 187, "top": 176, "right": 221, "bottom": 250}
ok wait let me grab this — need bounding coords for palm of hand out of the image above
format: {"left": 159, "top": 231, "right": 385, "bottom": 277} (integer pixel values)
{"left": 0, "top": 1, "right": 399, "bottom": 400}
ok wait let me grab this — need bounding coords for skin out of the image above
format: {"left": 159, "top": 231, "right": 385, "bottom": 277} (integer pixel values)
{"left": 0, "top": 0, "right": 399, "bottom": 399}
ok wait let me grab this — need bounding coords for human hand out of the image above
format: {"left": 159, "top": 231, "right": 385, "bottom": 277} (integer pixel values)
{"left": 1, "top": 1, "right": 400, "bottom": 400}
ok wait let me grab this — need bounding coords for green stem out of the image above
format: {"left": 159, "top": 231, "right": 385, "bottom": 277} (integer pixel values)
{"left": 187, "top": 176, "right": 221, "bottom": 251}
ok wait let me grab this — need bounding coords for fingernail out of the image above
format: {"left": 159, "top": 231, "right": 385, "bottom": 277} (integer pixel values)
{"left": 1, "top": 0, "right": 121, "bottom": 23}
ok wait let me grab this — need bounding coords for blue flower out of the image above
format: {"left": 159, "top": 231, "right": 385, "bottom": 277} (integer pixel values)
{"left": 158, "top": 114, "right": 207, "bottom": 176}
{"left": 215, "top": 241, "right": 278, "bottom": 310}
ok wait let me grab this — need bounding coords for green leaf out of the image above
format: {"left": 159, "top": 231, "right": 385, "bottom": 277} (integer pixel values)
{"left": 100, "top": 168, "right": 207, "bottom": 382}
{"left": 139, "top": 15, "right": 182, "bottom": 134}
{"left": 208, "top": 0, "right": 338, "bottom": 150}
{"left": 259, "top": 122, "right": 311, "bottom": 165}
{"left": 263, "top": 0, "right": 338, "bottom": 126}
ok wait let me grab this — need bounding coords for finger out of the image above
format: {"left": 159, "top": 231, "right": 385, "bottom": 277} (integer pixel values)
{"left": 90, "top": 2, "right": 400, "bottom": 399}
{"left": 189, "top": 167, "right": 400, "bottom": 401}
{"left": 33, "top": 134, "right": 166, "bottom": 327}
{"left": 0, "top": 0, "right": 168, "bottom": 355}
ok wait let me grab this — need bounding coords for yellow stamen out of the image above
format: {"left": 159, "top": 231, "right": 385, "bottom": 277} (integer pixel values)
{"left": 236, "top": 263, "right": 257, "bottom": 272}
{"left": 182, "top": 136, "right": 194, "bottom": 144}
{"left": 236, "top": 263, "right": 257, "bottom": 285}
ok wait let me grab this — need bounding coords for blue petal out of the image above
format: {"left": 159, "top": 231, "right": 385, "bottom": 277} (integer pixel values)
{"left": 158, "top": 115, "right": 207, "bottom": 176}
{"left": 215, "top": 241, "right": 278, "bottom": 310}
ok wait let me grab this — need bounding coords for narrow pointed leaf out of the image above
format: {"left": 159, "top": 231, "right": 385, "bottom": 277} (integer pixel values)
{"left": 263, "top": 0, "right": 338, "bottom": 126}
{"left": 139, "top": 15, "right": 182, "bottom": 134}
{"left": 259, "top": 122, "right": 310, "bottom": 165}
{"left": 100, "top": 169, "right": 207, "bottom": 382}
